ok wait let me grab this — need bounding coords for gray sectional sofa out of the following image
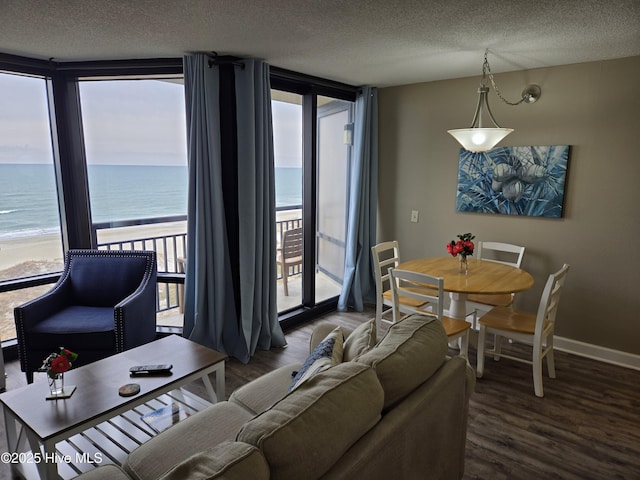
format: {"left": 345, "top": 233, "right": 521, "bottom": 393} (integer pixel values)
{"left": 76, "top": 314, "right": 475, "bottom": 480}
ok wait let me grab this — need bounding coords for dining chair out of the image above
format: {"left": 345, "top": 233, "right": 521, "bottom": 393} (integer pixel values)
{"left": 389, "top": 268, "right": 471, "bottom": 359}
{"left": 476, "top": 263, "right": 570, "bottom": 397}
{"left": 371, "top": 241, "right": 427, "bottom": 326}
{"left": 277, "top": 227, "right": 303, "bottom": 296}
{"left": 466, "top": 241, "right": 526, "bottom": 326}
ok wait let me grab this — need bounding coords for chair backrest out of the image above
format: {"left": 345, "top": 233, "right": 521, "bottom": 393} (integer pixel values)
{"left": 282, "top": 228, "right": 303, "bottom": 261}
{"left": 477, "top": 241, "right": 525, "bottom": 268}
{"left": 534, "top": 263, "right": 570, "bottom": 337}
{"left": 389, "top": 268, "right": 443, "bottom": 323}
{"left": 66, "top": 249, "right": 157, "bottom": 306}
{"left": 371, "top": 241, "right": 400, "bottom": 300}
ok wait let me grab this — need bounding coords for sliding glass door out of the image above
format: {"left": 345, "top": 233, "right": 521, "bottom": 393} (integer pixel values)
{"left": 271, "top": 88, "right": 354, "bottom": 315}
{"left": 316, "top": 96, "right": 353, "bottom": 303}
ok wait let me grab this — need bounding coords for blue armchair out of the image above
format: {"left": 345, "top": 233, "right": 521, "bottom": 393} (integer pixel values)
{"left": 14, "top": 249, "right": 157, "bottom": 383}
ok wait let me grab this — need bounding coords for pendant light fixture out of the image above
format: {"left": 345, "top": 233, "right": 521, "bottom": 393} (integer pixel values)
{"left": 448, "top": 50, "right": 541, "bottom": 152}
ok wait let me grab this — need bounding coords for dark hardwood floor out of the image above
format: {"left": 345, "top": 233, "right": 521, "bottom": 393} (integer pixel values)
{"left": 1, "top": 308, "right": 639, "bottom": 479}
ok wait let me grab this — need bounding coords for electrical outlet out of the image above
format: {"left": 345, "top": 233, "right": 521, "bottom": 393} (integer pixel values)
{"left": 410, "top": 210, "right": 419, "bottom": 223}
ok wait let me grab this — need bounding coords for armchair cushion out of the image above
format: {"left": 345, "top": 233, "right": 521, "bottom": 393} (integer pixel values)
{"left": 28, "top": 306, "right": 115, "bottom": 349}
{"left": 69, "top": 255, "right": 152, "bottom": 306}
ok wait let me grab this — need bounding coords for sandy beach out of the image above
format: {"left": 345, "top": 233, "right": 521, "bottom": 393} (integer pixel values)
{"left": 0, "top": 221, "right": 188, "bottom": 272}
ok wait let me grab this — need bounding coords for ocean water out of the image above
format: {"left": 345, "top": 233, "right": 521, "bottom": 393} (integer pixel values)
{"left": 0, "top": 164, "right": 302, "bottom": 240}
{"left": 274, "top": 167, "right": 302, "bottom": 208}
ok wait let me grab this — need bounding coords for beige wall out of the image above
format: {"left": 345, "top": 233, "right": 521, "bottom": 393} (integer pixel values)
{"left": 378, "top": 56, "right": 640, "bottom": 356}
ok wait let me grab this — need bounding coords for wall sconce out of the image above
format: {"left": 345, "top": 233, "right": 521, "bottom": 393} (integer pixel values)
{"left": 448, "top": 50, "right": 541, "bottom": 152}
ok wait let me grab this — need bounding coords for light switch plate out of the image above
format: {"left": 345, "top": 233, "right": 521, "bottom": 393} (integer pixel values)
{"left": 411, "top": 210, "right": 419, "bottom": 223}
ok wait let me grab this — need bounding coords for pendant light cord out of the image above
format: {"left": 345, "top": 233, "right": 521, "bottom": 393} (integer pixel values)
{"left": 483, "top": 49, "right": 525, "bottom": 106}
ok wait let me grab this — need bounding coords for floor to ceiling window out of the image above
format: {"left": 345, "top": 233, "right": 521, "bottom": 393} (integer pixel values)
{"left": 78, "top": 78, "right": 188, "bottom": 327}
{"left": 272, "top": 91, "right": 303, "bottom": 310}
{"left": 0, "top": 71, "right": 64, "bottom": 341}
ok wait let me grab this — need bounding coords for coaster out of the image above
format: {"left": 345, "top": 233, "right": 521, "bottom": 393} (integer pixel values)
{"left": 46, "top": 385, "right": 77, "bottom": 400}
{"left": 119, "top": 383, "right": 141, "bottom": 397}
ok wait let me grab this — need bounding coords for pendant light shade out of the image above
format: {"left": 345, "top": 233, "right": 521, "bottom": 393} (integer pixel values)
{"left": 447, "top": 128, "right": 513, "bottom": 152}
{"left": 448, "top": 50, "right": 540, "bottom": 153}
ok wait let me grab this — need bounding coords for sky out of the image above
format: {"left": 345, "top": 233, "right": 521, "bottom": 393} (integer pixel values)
{"left": 0, "top": 71, "right": 302, "bottom": 168}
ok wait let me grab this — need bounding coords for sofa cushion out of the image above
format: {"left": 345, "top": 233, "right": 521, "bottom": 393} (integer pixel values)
{"left": 237, "top": 362, "right": 383, "bottom": 480}
{"left": 229, "top": 362, "right": 303, "bottom": 415}
{"left": 158, "top": 441, "right": 270, "bottom": 480}
{"left": 124, "top": 401, "right": 254, "bottom": 480}
{"left": 289, "top": 326, "right": 343, "bottom": 391}
{"left": 342, "top": 318, "right": 377, "bottom": 361}
{"left": 73, "top": 465, "right": 131, "bottom": 480}
{"left": 355, "top": 314, "right": 448, "bottom": 411}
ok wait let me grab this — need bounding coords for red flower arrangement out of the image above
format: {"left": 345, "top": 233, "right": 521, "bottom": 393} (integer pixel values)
{"left": 446, "top": 233, "right": 475, "bottom": 260}
{"left": 42, "top": 347, "right": 78, "bottom": 379}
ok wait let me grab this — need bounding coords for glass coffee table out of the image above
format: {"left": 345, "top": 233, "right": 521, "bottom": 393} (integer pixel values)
{"left": 0, "top": 335, "right": 226, "bottom": 479}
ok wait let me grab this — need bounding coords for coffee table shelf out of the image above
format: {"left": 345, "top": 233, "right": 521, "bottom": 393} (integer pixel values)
{"left": 54, "top": 389, "right": 210, "bottom": 479}
{"left": 1, "top": 335, "right": 226, "bottom": 480}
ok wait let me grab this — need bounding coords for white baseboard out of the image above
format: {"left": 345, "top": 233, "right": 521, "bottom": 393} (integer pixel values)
{"left": 554, "top": 336, "right": 640, "bottom": 371}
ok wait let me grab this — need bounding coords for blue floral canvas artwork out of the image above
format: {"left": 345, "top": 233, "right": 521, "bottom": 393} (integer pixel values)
{"left": 456, "top": 145, "right": 570, "bottom": 218}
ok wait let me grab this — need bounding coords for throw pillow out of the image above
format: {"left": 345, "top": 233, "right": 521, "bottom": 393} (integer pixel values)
{"left": 343, "top": 318, "right": 377, "bottom": 361}
{"left": 289, "top": 326, "right": 343, "bottom": 391}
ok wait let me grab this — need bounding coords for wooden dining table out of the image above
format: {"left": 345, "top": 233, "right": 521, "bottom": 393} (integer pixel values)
{"left": 396, "top": 256, "right": 534, "bottom": 319}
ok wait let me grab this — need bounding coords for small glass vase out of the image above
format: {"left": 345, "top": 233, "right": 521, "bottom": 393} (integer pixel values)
{"left": 458, "top": 255, "right": 468, "bottom": 274}
{"left": 49, "top": 373, "right": 64, "bottom": 396}
{"left": 46, "top": 372, "right": 76, "bottom": 399}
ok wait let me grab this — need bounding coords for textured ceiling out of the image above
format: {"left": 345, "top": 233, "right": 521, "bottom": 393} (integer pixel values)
{"left": 1, "top": 0, "right": 639, "bottom": 87}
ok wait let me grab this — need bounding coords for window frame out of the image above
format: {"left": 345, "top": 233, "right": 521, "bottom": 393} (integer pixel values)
{"left": 0, "top": 53, "right": 358, "bottom": 338}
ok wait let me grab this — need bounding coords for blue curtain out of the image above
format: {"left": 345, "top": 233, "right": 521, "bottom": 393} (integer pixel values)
{"left": 338, "top": 87, "right": 379, "bottom": 311}
{"left": 235, "top": 60, "right": 286, "bottom": 355}
{"left": 182, "top": 54, "right": 286, "bottom": 362}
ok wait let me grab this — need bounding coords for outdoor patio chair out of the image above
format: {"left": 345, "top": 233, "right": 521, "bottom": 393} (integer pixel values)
{"left": 277, "top": 227, "right": 303, "bottom": 296}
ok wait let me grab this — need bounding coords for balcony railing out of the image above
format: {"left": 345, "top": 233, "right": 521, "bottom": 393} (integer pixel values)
{"left": 94, "top": 207, "right": 303, "bottom": 314}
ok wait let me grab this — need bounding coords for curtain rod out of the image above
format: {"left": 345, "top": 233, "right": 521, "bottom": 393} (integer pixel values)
{"left": 207, "top": 52, "right": 245, "bottom": 69}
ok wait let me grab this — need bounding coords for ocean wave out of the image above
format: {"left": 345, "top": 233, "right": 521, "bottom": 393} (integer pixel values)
{"left": 0, "top": 210, "right": 17, "bottom": 215}
{"left": 0, "top": 227, "right": 61, "bottom": 241}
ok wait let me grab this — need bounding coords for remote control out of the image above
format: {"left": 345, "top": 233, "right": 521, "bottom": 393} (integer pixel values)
{"left": 129, "top": 364, "right": 173, "bottom": 375}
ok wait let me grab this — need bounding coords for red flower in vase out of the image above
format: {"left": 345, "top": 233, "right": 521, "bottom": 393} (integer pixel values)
{"left": 50, "top": 356, "right": 71, "bottom": 374}
{"left": 41, "top": 347, "right": 78, "bottom": 379}
{"left": 446, "top": 233, "right": 475, "bottom": 258}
